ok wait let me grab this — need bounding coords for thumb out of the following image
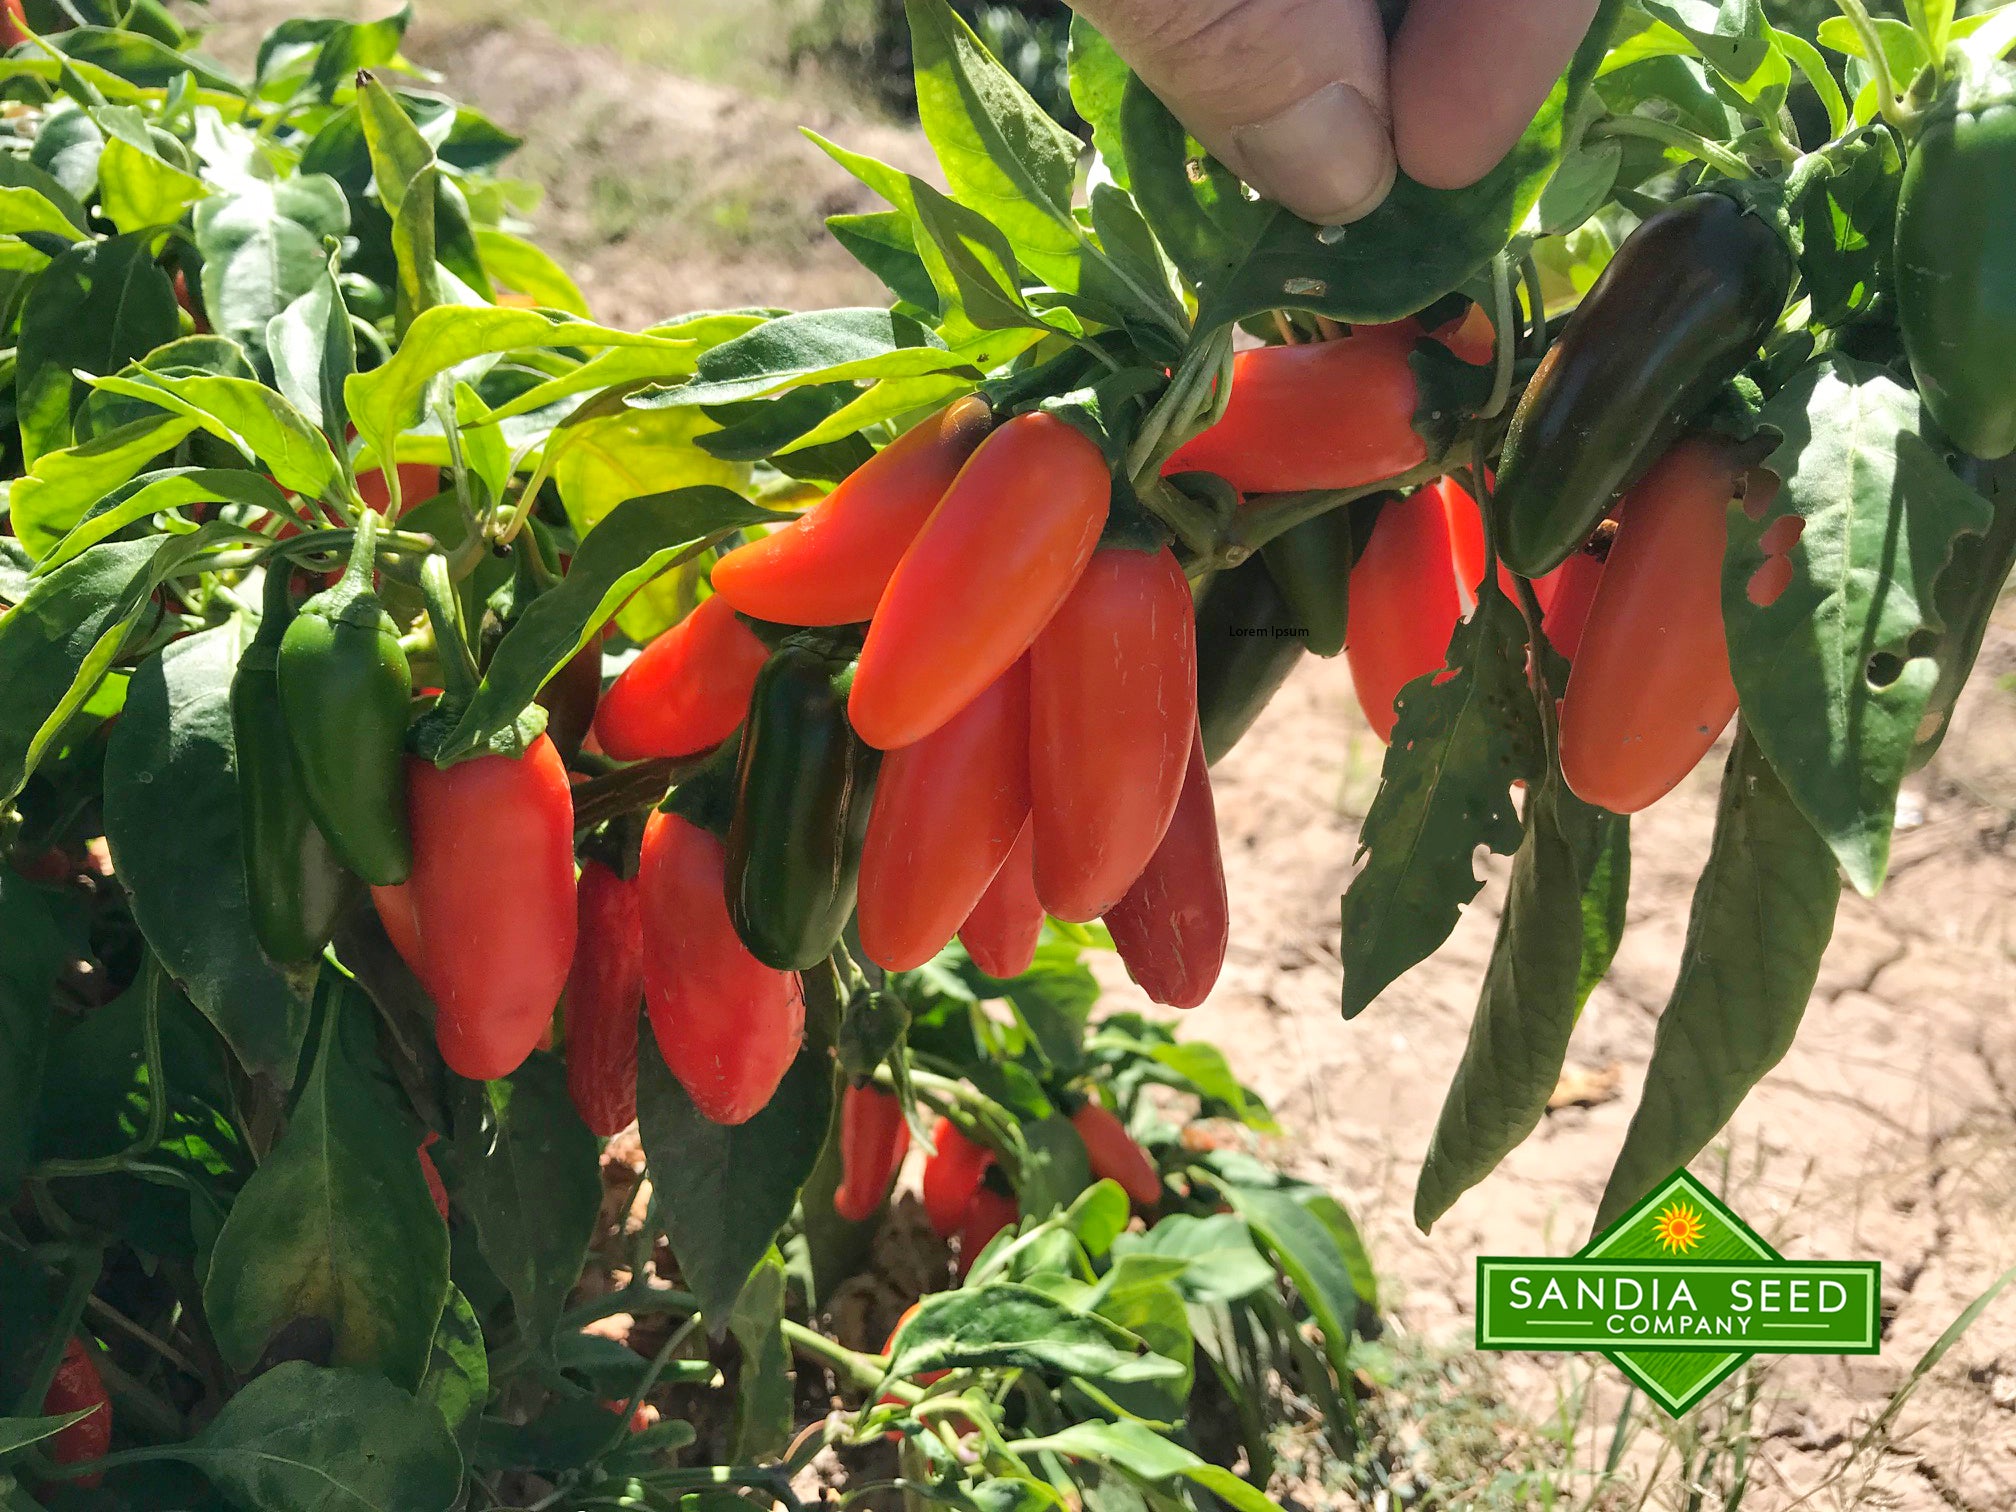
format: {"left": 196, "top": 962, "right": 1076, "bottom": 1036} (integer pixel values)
{"left": 1066, "top": 0, "right": 1398, "bottom": 226}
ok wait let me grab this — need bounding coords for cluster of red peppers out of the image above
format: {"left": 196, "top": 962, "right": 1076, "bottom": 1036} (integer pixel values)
{"left": 485, "top": 197, "right": 1773, "bottom": 1135}
{"left": 232, "top": 192, "right": 1806, "bottom": 1166}
{"left": 1181, "top": 192, "right": 1797, "bottom": 816}
{"left": 593, "top": 394, "right": 1236, "bottom": 1054}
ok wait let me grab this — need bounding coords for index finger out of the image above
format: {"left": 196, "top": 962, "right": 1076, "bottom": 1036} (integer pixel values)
{"left": 1389, "top": 0, "right": 1606, "bottom": 190}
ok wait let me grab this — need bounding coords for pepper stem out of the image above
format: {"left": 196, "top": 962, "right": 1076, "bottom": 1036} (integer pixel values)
{"left": 420, "top": 552, "right": 481, "bottom": 705}
{"left": 337, "top": 505, "right": 382, "bottom": 600}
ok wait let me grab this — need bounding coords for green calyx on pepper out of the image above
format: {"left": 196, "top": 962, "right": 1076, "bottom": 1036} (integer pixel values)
{"left": 277, "top": 507, "right": 415, "bottom": 887}
{"left": 725, "top": 638, "right": 880, "bottom": 971}
{"left": 233, "top": 566, "right": 359, "bottom": 964}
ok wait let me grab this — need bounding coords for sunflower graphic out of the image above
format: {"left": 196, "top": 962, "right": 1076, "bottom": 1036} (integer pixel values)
{"left": 1651, "top": 1201, "right": 1706, "bottom": 1255}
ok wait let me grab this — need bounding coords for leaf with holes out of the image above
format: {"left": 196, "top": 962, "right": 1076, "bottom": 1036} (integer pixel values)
{"left": 1724, "top": 355, "right": 1992, "bottom": 896}
{"left": 1337, "top": 585, "right": 1543, "bottom": 1018}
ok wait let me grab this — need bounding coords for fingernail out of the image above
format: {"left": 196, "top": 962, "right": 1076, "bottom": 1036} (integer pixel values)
{"left": 1231, "top": 82, "right": 1396, "bottom": 227}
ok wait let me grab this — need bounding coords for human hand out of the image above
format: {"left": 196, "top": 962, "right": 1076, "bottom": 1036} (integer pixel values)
{"left": 1064, "top": 0, "right": 1605, "bottom": 225}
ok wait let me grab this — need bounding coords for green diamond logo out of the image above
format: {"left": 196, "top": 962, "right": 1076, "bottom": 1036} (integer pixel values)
{"left": 1475, "top": 1171, "right": 1881, "bottom": 1416}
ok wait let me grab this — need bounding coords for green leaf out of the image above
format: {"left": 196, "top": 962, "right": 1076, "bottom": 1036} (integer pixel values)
{"left": 1145, "top": 1041, "right": 1275, "bottom": 1131}
{"left": 174, "top": 1362, "right": 462, "bottom": 1512}
{"left": 41, "top": 466, "right": 292, "bottom": 574}
{"left": 204, "top": 979, "right": 448, "bottom": 1388}
{"left": 1084, "top": 181, "right": 1182, "bottom": 338}
{"left": 1537, "top": 141, "right": 1623, "bottom": 236}
{"left": 909, "top": 180, "right": 1048, "bottom": 333}
{"left": 88, "top": 370, "right": 344, "bottom": 505}
{"left": 472, "top": 311, "right": 759, "bottom": 428}
{"left": 638, "top": 307, "right": 964, "bottom": 409}
{"left": 825, "top": 211, "right": 940, "bottom": 316}
{"left": 418, "top": 1286, "right": 488, "bottom": 1448}
{"left": 29, "top": 104, "right": 107, "bottom": 205}
{"left": 0, "top": 874, "right": 77, "bottom": 1194}
{"left": 0, "top": 537, "right": 160, "bottom": 804}
{"left": 95, "top": 132, "right": 208, "bottom": 233}
{"left": 75, "top": 333, "right": 259, "bottom": 442}
{"left": 8, "top": 413, "right": 204, "bottom": 555}
{"left": 196, "top": 174, "right": 351, "bottom": 372}
{"left": 907, "top": 0, "right": 1084, "bottom": 293}
{"left": 992, "top": 940, "right": 1100, "bottom": 1071}
{"left": 1577, "top": 814, "right": 1631, "bottom": 1010}
{"left": 1337, "top": 586, "right": 1543, "bottom": 1017}
{"left": 1790, "top": 128, "right": 1897, "bottom": 329}
{"left": 1815, "top": 12, "right": 1926, "bottom": 74}
{"left": 1299, "top": 1187, "right": 1379, "bottom": 1313}
{"left": 780, "top": 365, "right": 1005, "bottom": 456}
{"left": 359, "top": 76, "right": 442, "bottom": 333}
{"left": 1018, "top": 1113, "right": 1095, "bottom": 1215}
{"left": 439, "top": 1052, "right": 601, "bottom": 1357}
{"left": 1218, "top": 1181, "right": 1360, "bottom": 1383}
{"left": 635, "top": 1037, "right": 833, "bottom": 1325}
{"left": 343, "top": 304, "right": 699, "bottom": 475}
{"left": 0, "top": 185, "right": 88, "bottom": 242}
{"left": 442, "top": 486, "right": 785, "bottom": 761}
{"left": 258, "top": 7, "right": 411, "bottom": 103}
{"left": 1593, "top": 731, "right": 1841, "bottom": 1230}
{"left": 1638, "top": 0, "right": 1787, "bottom": 103}
{"left": 727, "top": 1253, "right": 791, "bottom": 1461}
{"left": 1017, "top": 1420, "right": 1279, "bottom": 1512}
{"left": 473, "top": 228, "right": 590, "bottom": 315}
{"left": 0, "top": 153, "right": 90, "bottom": 236}
{"left": 0, "top": 1411, "right": 94, "bottom": 1457}
{"left": 1725, "top": 356, "right": 1992, "bottom": 895}
{"left": 268, "top": 248, "right": 357, "bottom": 452}
{"left": 102, "top": 625, "right": 313, "bottom": 1080}
{"left": 886, "top": 1285, "right": 1182, "bottom": 1386}
{"left": 1067, "top": 18, "right": 1131, "bottom": 189}
{"left": 1111, "top": 1213, "right": 1276, "bottom": 1303}
{"left": 52, "top": 27, "right": 243, "bottom": 92}
{"left": 1121, "top": 0, "right": 1624, "bottom": 331}
{"left": 1775, "top": 27, "right": 1848, "bottom": 138}
{"left": 472, "top": 1398, "right": 639, "bottom": 1474}
{"left": 548, "top": 408, "right": 752, "bottom": 640}
{"left": 37, "top": 971, "right": 248, "bottom": 1257}
{"left": 15, "top": 232, "right": 179, "bottom": 465}
{"left": 1087, "top": 1254, "right": 1194, "bottom": 1412}
{"left": 805, "top": 132, "right": 1060, "bottom": 368}
{"left": 1414, "top": 776, "right": 1623, "bottom": 1231}
{"left": 1059, "top": 1178, "right": 1132, "bottom": 1258}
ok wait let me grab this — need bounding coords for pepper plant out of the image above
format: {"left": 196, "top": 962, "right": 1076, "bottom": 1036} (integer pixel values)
{"left": 0, "top": 0, "right": 2013, "bottom": 1505}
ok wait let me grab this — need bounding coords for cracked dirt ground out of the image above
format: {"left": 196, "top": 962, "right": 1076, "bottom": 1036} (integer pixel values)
{"left": 1114, "top": 632, "right": 2016, "bottom": 1508}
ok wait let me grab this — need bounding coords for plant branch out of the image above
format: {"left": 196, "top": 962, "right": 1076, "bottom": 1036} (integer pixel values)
{"left": 1588, "top": 115, "right": 1755, "bottom": 179}
{"left": 34, "top": 962, "right": 168, "bottom": 1179}
{"left": 570, "top": 755, "right": 713, "bottom": 832}
{"left": 420, "top": 552, "right": 480, "bottom": 704}
{"left": 1219, "top": 457, "right": 1447, "bottom": 563}
{"left": 1480, "top": 253, "right": 1517, "bottom": 422}
{"left": 1832, "top": 0, "right": 1907, "bottom": 126}
{"left": 780, "top": 1318, "right": 898, "bottom": 1396}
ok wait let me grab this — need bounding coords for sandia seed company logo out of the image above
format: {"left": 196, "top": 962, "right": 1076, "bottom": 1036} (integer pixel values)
{"left": 1475, "top": 1171, "right": 1881, "bottom": 1415}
